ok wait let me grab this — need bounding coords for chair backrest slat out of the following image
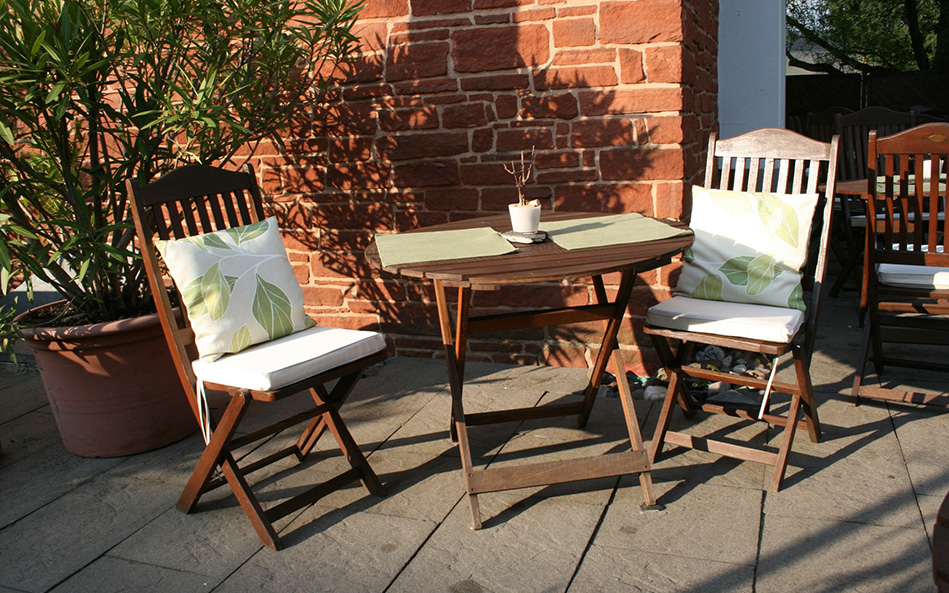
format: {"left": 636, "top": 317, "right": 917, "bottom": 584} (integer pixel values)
{"left": 127, "top": 164, "right": 267, "bottom": 413}
{"left": 867, "top": 123, "right": 949, "bottom": 268}
{"left": 704, "top": 128, "right": 839, "bottom": 356}
{"left": 836, "top": 106, "right": 916, "bottom": 181}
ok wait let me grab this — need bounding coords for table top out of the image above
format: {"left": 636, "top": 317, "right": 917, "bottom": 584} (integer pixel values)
{"left": 836, "top": 176, "right": 947, "bottom": 196}
{"left": 366, "top": 212, "right": 693, "bottom": 287}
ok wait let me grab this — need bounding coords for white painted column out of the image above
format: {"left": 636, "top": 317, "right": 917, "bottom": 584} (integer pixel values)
{"left": 718, "top": 0, "right": 787, "bottom": 138}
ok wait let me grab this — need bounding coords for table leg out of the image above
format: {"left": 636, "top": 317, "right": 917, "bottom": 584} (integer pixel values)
{"left": 434, "top": 280, "right": 482, "bottom": 529}
{"left": 610, "top": 349, "right": 661, "bottom": 509}
{"left": 449, "top": 286, "right": 470, "bottom": 443}
{"left": 578, "top": 271, "right": 636, "bottom": 428}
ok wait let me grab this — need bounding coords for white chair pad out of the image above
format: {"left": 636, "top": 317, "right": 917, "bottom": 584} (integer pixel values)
{"left": 193, "top": 326, "right": 386, "bottom": 391}
{"left": 647, "top": 296, "right": 805, "bottom": 344}
{"left": 878, "top": 263, "right": 949, "bottom": 289}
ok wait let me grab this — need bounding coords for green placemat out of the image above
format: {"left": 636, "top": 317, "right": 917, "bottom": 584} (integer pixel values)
{"left": 375, "top": 227, "right": 517, "bottom": 267}
{"left": 540, "top": 213, "right": 692, "bottom": 251}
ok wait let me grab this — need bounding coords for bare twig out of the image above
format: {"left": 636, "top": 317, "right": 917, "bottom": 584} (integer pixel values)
{"left": 503, "top": 147, "right": 535, "bottom": 206}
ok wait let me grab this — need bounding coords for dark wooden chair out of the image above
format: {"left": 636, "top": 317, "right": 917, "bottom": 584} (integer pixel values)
{"left": 128, "top": 163, "right": 386, "bottom": 550}
{"left": 645, "top": 128, "right": 839, "bottom": 492}
{"left": 806, "top": 106, "right": 853, "bottom": 142}
{"left": 851, "top": 123, "right": 949, "bottom": 407}
{"left": 830, "top": 107, "right": 917, "bottom": 296}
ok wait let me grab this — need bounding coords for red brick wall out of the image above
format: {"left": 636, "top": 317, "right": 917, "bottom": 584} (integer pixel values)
{"left": 258, "top": 0, "right": 718, "bottom": 376}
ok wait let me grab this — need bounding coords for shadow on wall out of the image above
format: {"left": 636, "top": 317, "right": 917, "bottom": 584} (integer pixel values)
{"left": 257, "top": 2, "right": 696, "bottom": 374}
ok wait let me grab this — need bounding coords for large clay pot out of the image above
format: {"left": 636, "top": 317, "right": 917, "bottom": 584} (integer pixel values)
{"left": 18, "top": 303, "right": 195, "bottom": 457}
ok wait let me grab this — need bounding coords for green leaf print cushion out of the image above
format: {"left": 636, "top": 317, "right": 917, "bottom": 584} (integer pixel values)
{"left": 156, "top": 217, "right": 314, "bottom": 360}
{"left": 675, "top": 187, "right": 820, "bottom": 311}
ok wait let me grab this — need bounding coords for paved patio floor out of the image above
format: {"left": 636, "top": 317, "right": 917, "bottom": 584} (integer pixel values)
{"left": 0, "top": 293, "right": 945, "bottom": 593}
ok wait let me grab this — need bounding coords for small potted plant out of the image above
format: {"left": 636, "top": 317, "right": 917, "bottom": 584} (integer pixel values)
{"left": 505, "top": 148, "right": 542, "bottom": 234}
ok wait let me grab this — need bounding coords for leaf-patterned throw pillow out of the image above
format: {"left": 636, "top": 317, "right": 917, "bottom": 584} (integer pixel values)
{"left": 156, "top": 217, "right": 314, "bottom": 361}
{"left": 675, "top": 187, "right": 820, "bottom": 311}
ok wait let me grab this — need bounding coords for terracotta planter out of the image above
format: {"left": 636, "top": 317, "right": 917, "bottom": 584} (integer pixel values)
{"left": 18, "top": 303, "right": 195, "bottom": 457}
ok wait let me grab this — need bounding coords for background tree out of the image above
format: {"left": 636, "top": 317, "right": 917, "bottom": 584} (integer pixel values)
{"left": 787, "top": 0, "right": 949, "bottom": 73}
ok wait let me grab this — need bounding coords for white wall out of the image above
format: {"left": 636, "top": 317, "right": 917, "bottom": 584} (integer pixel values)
{"left": 718, "top": 0, "right": 786, "bottom": 138}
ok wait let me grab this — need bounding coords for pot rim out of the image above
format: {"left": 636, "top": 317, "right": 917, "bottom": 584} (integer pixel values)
{"left": 15, "top": 300, "right": 163, "bottom": 342}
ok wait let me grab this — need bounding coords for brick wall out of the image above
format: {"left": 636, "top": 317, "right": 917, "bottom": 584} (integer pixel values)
{"left": 258, "top": 0, "right": 718, "bottom": 376}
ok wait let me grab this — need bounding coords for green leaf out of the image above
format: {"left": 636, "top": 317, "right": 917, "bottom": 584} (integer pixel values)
{"left": 181, "top": 277, "right": 208, "bottom": 318}
{"left": 787, "top": 282, "right": 805, "bottom": 311}
{"left": 200, "top": 234, "right": 230, "bottom": 250}
{"left": 755, "top": 192, "right": 781, "bottom": 220}
{"left": 229, "top": 325, "right": 253, "bottom": 352}
{"left": 200, "top": 263, "right": 232, "bottom": 320}
{"left": 719, "top": 256, "right": 755, "bottom": 286}
{"left": 773, "top": 203, "right": 802, "bottom": 249}
{"left": 227, "top": 220, "right": 269, "bottom": 245}
{"left": 252, "top": 274, "right": 294, "bottom": 340}
{"left": 692, "top": 274, "right": 723, "bottom": 301}
{"left": 746, "top": 255, "right": 781, "bottom": 296}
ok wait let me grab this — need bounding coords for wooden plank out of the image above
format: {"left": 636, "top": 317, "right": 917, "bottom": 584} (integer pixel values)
{"left": 467, "top": 304, "right": 615, "bottom": 334}
{"left": 466, "top": 451, "right": 649, "bottom": 494}
{"left": 664, "top": 431, "right": 779, "bottom": 466}
{"left": 856, "top": 385, "right": 949, "bottom": 406}
{"left": 464, "top": 402, "right": 584, "bottom": 426}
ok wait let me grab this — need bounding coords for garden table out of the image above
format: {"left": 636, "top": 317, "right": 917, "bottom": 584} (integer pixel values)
{"left": 367, "top": 211, "right": 693, "bottom": 528}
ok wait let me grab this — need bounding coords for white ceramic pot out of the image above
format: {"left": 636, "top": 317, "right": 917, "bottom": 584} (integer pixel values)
{"left": 508, "top": 203, "right": 541, "bottom": 233}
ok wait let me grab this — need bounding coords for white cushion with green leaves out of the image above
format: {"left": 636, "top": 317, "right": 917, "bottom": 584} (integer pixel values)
{"left": 674, "top": 186, "right": 820, "bottom": 311}
{"left": 156, "top": 217, "right": 314, "bottom": 361}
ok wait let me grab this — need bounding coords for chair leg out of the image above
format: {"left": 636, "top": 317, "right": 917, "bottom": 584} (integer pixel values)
{"left": 322, "top": 406, "right": 385, "bottom": 496}
{"left": 611, "top": 350, "right": 659, "bottom": 508}
{"left": 309, "top": 373, "right": 385, "bottom": 496}
{"left": 851, "top": 316, "right": 873, "bottom": 405}
{"left": 218, "top": 452, "right": 283, "bottom": 550}
{"left": 769, "top": 389, "right": 802, "bottom": 492}
{"left": 177, "top": 391, "right": 251, "bottom": 513}
{"left": 792, "top": 349, "right": 821, "bottom": 443}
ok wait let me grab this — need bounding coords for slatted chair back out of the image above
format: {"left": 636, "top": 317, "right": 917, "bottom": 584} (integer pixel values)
{"left": 806, "top": 106, "right": 853, "bottom": 143}
{"left": 705, "top": 128, "right": 840, "bottom": 359}
{"left": 128, "top": 163, "right": 266, "bottom": 417}
{"left": 836, "top": 106, "right": 916, "bottom": 181}
{"left": 866, "top": 123, "right": 949, "bottom": 270}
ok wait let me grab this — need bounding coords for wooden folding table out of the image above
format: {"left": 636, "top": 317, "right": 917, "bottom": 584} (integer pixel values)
{"left": 367, "top": 212, "right": 692, "bottom": 528}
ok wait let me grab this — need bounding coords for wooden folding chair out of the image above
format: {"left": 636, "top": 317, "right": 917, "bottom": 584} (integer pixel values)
{"left": 645, "top": 128, "right": 839, "bottom": 492}
{"left": 852, "top": 123, "right": 949, "bottom": 407}
{"left": 128, "top": 164, "right": 386, "bottom": 550}
{"left": 830, "top": 107, "right": 917, "bottom": 296}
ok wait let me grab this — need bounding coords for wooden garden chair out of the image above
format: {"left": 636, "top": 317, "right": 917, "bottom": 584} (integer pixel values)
{"left": 128, "top": 163, "right": 386, "bottom": 550}
{"left": 645, "top": 128, "right": 839, "bottom": 492}
{"left": 830, "top": 106, "right": 917, "bottom": 296}
{"left": 852, "top": 123, "right": 949, "bottom": 407}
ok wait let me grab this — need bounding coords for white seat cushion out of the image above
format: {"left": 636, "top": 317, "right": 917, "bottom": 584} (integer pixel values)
{"left": 877, "top": 263, "right": 949, "bottom": 289}
{"left": 192, "top": 326, "right": 386, "bottom": 391}
{"left": 647, "top": 296, "right": 805, "bottom": 344}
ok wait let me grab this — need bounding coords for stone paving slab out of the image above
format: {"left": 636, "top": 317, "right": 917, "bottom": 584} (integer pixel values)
{"left": 213, "top": 509, "right": 435, "bottom": 593}
{"left": 600, "top": 479, "right": 762, "bottom": 566}
{"left": 48, "top": 556, "right": 211, "bottom": 593}
{"left": 756, "top": 514, "right": 934, "bottom": 593}
{"left": 387, "top": 494, "right": 604, "bottom": 593}
{"left": 568, "top": 545, "right": 755, "bottom": 593}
